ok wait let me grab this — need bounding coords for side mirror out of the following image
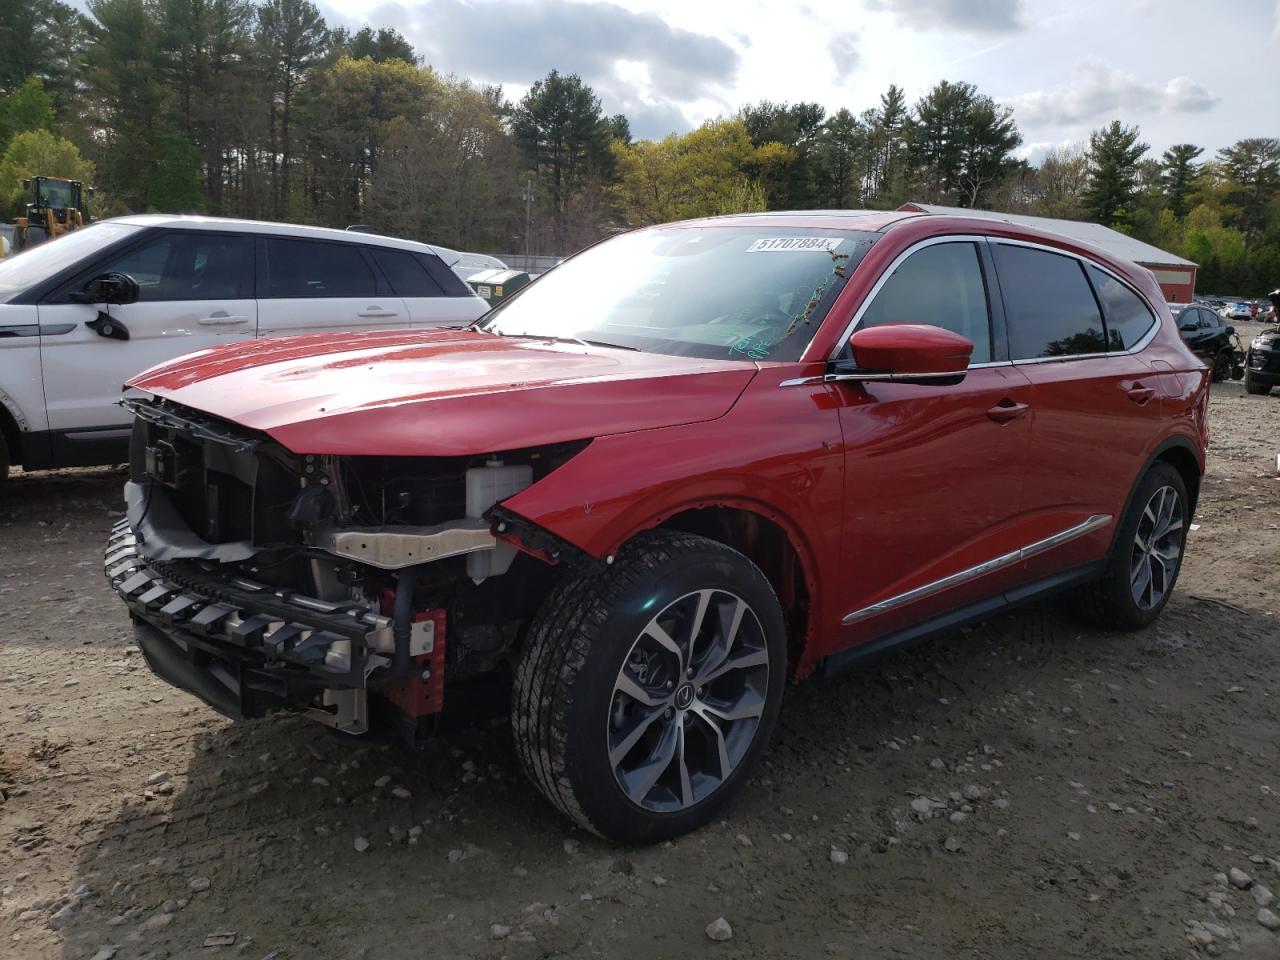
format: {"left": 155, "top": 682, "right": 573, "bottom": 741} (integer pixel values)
{"left": 71, "top": 272, "right": 139, "bottom": 305}
{"left": 829, "top": 324, "right": 973, "bottom": 385}
{"left": 1179, "top": 322, "right": 1198, "bottom": 332}
{"left": 1225, "top": 325, "right": 1235, "bottom": 335}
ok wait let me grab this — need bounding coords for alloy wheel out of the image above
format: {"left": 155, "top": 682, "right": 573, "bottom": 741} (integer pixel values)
{"left": 607, "top": 589, "right": 770, "bottom": 813}
{"left": 1129, "top": 485, "right": 1184, "bottom": 610}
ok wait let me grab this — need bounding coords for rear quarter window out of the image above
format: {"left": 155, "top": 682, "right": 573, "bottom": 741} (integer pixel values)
{"left": 1085, "top": 265, "right": 1157, "bottom": 349}
{"left": 994, "top": 244, "right": 1107, "bottom": 359}
{"left": 370, "top": 248, "right": 444, "bottom": 297}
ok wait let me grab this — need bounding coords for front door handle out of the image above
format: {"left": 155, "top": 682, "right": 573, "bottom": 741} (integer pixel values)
{"left": 198, "top": 313, "right": 250, "bottom": 326}
{"left": 987, "top": 398, "right": 1029, "bottom": 423}
{"left": 1126, "top": 383, "right": 1155, "bottom": 405}
{"left": 358, "top": 306, "right": 399, "bottom": 319}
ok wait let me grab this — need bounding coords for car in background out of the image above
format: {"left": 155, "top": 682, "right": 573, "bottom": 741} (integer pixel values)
{"left": 105, "top": 209, "right": 1208, "bottom": 843}
{"left": 451, "top": 251, "right": 507, "bottom": 283}
{"left": 1244, "top": 323, "right": 1280, "bottom": 395}
{"left": 1219, "top": 302, "right": 1252, "bottom": 321}
{"left": 0, "top": 215, "right": 488, "bottom": 481}
{"left": 1173, "top": 303, "right": 1241, "bottom": 382}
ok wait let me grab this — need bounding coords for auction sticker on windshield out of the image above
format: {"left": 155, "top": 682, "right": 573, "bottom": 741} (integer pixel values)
{"left": 747, "top": 237, "right": 843, "bottom": 253}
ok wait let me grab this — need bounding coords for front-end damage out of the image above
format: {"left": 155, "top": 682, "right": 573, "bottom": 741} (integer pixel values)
{"left": 107, "top": 396, "right": 589, "bottom": 742}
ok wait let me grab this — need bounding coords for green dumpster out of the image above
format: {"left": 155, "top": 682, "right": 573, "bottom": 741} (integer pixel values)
{"left": 467, "top": 268, "right": 532, "bottom": 306}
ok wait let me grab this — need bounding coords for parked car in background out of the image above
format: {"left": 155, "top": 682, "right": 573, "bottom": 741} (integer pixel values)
{"left": 105, "top": 210, "right": 1208, "bottom": 843}
{"left": 0, "top": 215, "right": 488, "bottom": 481}
{"left": 1173, "top": 303, "right": 1241, "bottom": 382}
{"left": 1219, "top": 302, "right": 1252, "bottom": 321}
{"left": 1245, "top": 299, "right": 1280, "bottom": 394}
{"left": 1244, "top": 330, "right": 1279, "bottom": 394}
{"left": 451, "top": 250, "right": 507, "bottom": 282}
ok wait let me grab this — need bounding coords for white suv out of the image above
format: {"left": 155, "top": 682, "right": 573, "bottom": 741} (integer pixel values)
{"left": 0, "top": 215, "right": 489, "bottom": 480}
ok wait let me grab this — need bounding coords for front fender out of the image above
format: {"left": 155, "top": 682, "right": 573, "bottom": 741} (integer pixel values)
{"left": 499, "top": 370, "right": 847, "bottom": 644}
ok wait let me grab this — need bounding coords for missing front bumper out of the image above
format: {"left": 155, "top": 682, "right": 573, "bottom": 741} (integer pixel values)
{"left": 105, "top": 519, "right": 391, "bottom": 731}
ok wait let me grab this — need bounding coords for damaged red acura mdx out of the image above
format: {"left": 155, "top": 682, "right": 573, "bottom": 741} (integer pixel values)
{"left": 106, "top": 210, "right": 1209, "bottom": 843}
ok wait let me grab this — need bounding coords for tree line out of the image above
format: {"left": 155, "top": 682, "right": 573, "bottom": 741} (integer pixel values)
{"left": 1, "top": 0, "right": 1277, "bottom": 294}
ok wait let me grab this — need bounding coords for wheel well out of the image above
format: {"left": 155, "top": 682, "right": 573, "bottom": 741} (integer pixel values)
{"left": 659, "top": 506, "right": 812, "bottom": 669}
{"left": 0, "top": 404, "right": 20, "bottom": 467}
{"left": 1155, "top": 444, "right": 1200, "bottom": 514}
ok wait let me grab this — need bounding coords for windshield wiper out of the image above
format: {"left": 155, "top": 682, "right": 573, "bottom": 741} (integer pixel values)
{"left": 497, "top": 332, "right": 640, "bottom": 351}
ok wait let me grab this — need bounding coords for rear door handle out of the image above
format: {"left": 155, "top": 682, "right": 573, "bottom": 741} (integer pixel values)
{"left": 1126, "top": 383, "right": 1155, "bottom": 405}
{"left": 198, "top": 313, "right": 250, "bottom": 326}
{"left": 987, "top": 399, "right": 1029, "bottom": 423}
{"left": 358, "top": 306, "right": 399, "bottom": 319}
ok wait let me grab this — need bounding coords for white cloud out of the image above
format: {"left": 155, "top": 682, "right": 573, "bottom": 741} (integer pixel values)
{"left": 827, "top": 31, "right": 861, "bottom": 81}
{"left": 1005, "top": 58, "right": 1218, "bottom": 128}
{"left": 865, "top": 0, "right": 1025, "bottom": 35}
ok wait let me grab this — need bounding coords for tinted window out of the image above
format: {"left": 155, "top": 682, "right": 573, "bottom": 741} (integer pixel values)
{"left": 858, "top": 242, "right": 992, "bottom": 363}
{"left": 1086, "top": 265, "right": 1156, "bottom": 349}
{"left": 370, "top": 248, "right": 443, "bottom": 297}
{"left": 995, "top": 244, "right": 1106, "bottom": 359}
{"left": 99, "top": 232, "right": 253, "bottom": 302}
{"left": 266, "top": 239, "right": 376, "bottom": 298}
{"left": 1202, "top": 309, "right": 1221, "bottom": 328}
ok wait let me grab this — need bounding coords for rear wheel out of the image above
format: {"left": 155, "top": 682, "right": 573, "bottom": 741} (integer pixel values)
{"left": 1078, "top": 461, "right": 1189, "bottom": 630}
{"left": 1211, "top": 352, "right": 1232, "bottom": 383}
{"left": 512, "top": 532, "right": 786, "bottom": 844}
{"left": 1244, "top": 369, "right": 1272, "bottom": 395}
{"left": 0, "top": 433, "right": 9, "bottom": 485}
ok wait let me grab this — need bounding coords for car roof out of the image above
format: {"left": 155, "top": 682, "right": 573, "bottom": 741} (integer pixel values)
{"left": 102, "top": 214, "right": 461, "bottom": 266}
{"left": 670, "top": 210, "right": 924, "bottom": 231}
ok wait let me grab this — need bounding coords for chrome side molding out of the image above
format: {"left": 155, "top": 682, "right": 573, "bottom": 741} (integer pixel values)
{"left": 842, "top": 513, "right": 1113, "bottom": 625}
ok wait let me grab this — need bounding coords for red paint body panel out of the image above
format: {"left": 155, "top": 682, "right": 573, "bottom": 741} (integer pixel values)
{"left": 126, "top": 210, "right": 1209, "bottom": 676}
{"left": 127, "top": 329, "right": 756, "bottom": 456}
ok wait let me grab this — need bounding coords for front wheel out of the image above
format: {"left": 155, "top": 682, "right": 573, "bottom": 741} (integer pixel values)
{"left": 1077, "top": 461, "right": 1189, "bottom": 630}
{"left": 512, "top": 532, "right": 786, "bottom": 844}
{"left": 1244, "top": 369, "right": 1272, "bottom": 395}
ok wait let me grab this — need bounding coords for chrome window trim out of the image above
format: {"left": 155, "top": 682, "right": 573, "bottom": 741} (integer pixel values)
{"left": 825, "top": 235, "right": 991, "bottom": 361}
{"left": 989, "top": 237, "right": 1162, "bottom": 357}
{"left": 841, "top": 513, "right": 1113, "bottom": 625}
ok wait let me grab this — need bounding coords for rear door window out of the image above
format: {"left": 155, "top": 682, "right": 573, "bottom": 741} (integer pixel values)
{"left": 1085, "top": 265, "right": 1156, "bottom": 349}
{"left": 994, "top": 244, "right": 1107, "bottom": 359}
{"left": 858, "top": 241, "right": 992, "bottom": 363}
{"left": 265, "top": 239, "right": 377, "bottom": 298}
{"left": 370, "top": 248, "right": 444, "bottom": 297}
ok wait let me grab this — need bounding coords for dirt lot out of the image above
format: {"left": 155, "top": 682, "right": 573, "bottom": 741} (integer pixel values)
{"left": 2, "top": 365, "right": 1279, "bottom": 960}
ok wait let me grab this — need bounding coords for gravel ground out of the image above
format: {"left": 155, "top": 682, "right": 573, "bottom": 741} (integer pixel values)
{"left": 1, "top": 374, "right": 1278, "bottom": 960}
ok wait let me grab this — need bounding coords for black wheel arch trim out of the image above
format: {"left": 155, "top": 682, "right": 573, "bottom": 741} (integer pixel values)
{"left": 1107, "top": 435, "right": 1202, "bottom": 558}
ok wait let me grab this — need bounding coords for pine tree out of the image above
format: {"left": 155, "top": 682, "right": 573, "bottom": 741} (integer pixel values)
{"left": 1160, "top": 143, "right": 1202, "bottom": 219}
{"left": 1084, "top": 121, "right": 1148, "bottom": 227}
{"left": 256, "top": 0, "right": 327, "bottom": 217}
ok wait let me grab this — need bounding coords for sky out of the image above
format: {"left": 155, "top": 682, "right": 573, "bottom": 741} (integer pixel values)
{"left": 318, "top": 0, "right": 1280, "bottom": 162}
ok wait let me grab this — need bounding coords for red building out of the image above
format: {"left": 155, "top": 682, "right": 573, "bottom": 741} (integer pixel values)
{"left": 898, "top": 203, "right": 1198, "bottom": 303}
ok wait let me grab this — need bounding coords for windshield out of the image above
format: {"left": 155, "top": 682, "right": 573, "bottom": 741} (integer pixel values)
{"left": 38, "top": 179, "right": 79, "bottom": 210}
{"left": 0, "top": 221, "right": 141, "bottom": 302}
{"left": 478, "top": 225, "right": 880, "bottom": 362}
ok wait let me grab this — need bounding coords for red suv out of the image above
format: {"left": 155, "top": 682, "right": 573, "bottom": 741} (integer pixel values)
{"left": 106, "top": 211, "right": 1209, "bottom": 843}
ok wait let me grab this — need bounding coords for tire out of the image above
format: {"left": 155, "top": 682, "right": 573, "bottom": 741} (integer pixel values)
{"left": 1211, "top": 352, "right": 1232, "bottom": 383}
{"left": 0, "top": 432, "right": 8, "bottom": 485}
{"left": 512, "top": 531, "right": 786, "bottom": 844}
{"left": 1244, "top": 369, "right": 1272, "bottom": 395}
{"left": 1077, "top": 461, "right": 1189, "bottom": 630}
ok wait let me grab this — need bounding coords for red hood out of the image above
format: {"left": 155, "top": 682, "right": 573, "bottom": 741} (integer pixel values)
{"left": 127, "top": 329, "right": 757, "bottom": 456}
